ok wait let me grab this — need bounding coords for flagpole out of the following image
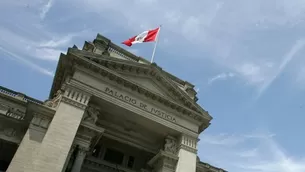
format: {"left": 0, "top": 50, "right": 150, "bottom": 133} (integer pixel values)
{"left": 150, "top": 25, "right": 161, "bottom": 63}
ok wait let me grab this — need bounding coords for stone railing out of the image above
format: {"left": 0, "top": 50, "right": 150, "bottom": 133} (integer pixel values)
{"left": 0, "top": 86, "right": 43, "bottom": 105}
{"left": 107, "top": 47, "right": 137, "bottom": 62}
{"left": 83, "top": 157, "right": 136, "bottom": 172}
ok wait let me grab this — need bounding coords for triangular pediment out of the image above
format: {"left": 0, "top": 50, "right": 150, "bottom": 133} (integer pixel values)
{"left": 116, "top": 73, "right": 178, "bottom": 102}
{"left": 65, "top": 48, "right": 210, "bottom": 119}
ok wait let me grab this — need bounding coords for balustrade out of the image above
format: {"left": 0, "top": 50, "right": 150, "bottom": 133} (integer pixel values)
{"left": 0, "top": 86, "right": 43, "bottom": 105}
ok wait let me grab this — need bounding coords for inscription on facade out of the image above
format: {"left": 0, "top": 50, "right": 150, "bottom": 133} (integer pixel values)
{"left": 104, "top": 87, "right": 176, "bottom": 123}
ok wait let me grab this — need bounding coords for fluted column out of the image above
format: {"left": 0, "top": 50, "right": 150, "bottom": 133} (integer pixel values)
{"left": 71, "top": 146, "right": 88, "bottom": 172}
{"left": 175, "top": 134, "right": 198, "bottom": 172}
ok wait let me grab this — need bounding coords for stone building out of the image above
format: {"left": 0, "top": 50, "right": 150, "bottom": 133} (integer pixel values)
{"left": 0, "top": 34, "right": 227, "bottom": 172}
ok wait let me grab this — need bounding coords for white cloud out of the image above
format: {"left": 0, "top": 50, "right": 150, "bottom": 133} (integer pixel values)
{"left": 69, "top": 0, "right": 305, "bottom": 96}
{"left": 0, "top": 46, "right": 54, "bottom": 77}
{"left": 40, "top": 0, "right": 53, "bottom": 20}
{"left": 257, "top": 39, "right": 305, "bottom": 98}
{"left": 198, "top": 131, "right": 305, "bottom": 172}
{"left": 2, "top": 0, "right": 305, "bottom": 95}
{"left": 208, "top": 72, "right": 235, "bottom": 84}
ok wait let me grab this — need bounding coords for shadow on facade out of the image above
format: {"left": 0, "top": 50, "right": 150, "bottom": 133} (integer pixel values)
{"left": 0, "top": 140, "right": 18, "bottom": 171}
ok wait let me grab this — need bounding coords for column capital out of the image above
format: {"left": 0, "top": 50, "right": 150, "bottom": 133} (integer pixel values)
{"left": 178, "top": 134, "right": 198, "bottom": 153}
{"left": 61, "top": 86, "right": 91, "bottom": 110}
{"left": 77, "top": 145, "right": 89, "bottom": 157}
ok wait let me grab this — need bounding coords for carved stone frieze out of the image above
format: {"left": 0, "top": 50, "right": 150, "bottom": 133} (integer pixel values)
{"left": 164, "top": 136, "right": 178, "bottom": 155}
{"left": 83, "top": 105, "right": 100, "bottom": 124}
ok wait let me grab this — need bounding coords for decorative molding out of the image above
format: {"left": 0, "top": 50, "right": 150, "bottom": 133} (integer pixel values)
{"left": 61, "top": 86, "right": 91, "bottom": 110}
{"left": 31, "top": 112, "right": 52, "bottom": 129}
{"left": 77, "top": 145, "right": 90, "bottom": 157}
{"left": 178, "top": 134, "right": 198, "bottom": 154}
{"left": 43, "top": 90, "right": 62, "bottom": 109}
{"left": 148, "top": 150, "right": 179, "bottom": 172}
{"left": 76, "top": 122, "right": 105, "bottom": 154}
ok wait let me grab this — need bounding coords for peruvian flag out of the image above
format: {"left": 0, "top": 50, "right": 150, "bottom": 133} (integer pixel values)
{"left": 122, "top": 27, "right": 160, "bottom": 47}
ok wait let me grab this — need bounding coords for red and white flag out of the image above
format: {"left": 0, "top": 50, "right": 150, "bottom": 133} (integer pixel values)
{"left": 122, "top": 27, "right": 160, "bottom": 47}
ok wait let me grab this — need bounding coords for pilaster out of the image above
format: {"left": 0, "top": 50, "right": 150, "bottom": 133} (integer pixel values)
{"left": 32, "top": 86, "right": 91, "bottom": 172}
{"left": 7, "top": 111, "right": 53, "bottom": 172}
{"left": 175, "top": 134, "right": 198, "bottom": 172}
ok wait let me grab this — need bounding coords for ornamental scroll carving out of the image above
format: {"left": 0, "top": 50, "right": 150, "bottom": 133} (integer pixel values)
{"left": 164, "top": 136, "right": 177, "bottom": 154}
{"left": 83, "top": 105, "right": 100, "bottom": 124}
{"left": 44, "top": 90, "right": 62, "bottom": 108}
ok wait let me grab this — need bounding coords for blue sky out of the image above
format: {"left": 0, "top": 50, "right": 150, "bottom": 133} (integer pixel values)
{"left": 1, "top": 0, "right": 305, "bottom": 171}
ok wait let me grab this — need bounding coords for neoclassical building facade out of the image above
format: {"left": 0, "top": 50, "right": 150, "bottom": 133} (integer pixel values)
{"left": 0, "top": 34, "right": 227, "bottom": 172}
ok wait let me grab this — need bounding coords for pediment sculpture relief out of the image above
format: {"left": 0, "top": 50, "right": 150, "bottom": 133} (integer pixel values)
{"left": 44, "top": 90, "right": 62, "bottom": 108}
{"left": 83, "top": 105, "right": 100, "bottom": 124}
{"left": 164, "top": 137, "right": 177, "bottom": 154}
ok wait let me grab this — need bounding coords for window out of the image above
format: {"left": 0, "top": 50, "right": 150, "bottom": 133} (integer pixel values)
{"left": 104, "top": 149, "right": 124, "bottom": 165}
{"left": 127, "top": 156, "right": 135, "bottom": 169}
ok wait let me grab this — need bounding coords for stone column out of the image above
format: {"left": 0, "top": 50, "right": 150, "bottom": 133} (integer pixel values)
{"left": 62, "top": 145, "right": 76, "bottom": 172}
{"left": 33, "top": 86, "right": 91, "bottom": 172}
{"left": 175, "top": 134, "right": 198, "bottom": 172}
{"left": 71, "top": 146, "right": 88, "bottom": 172}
